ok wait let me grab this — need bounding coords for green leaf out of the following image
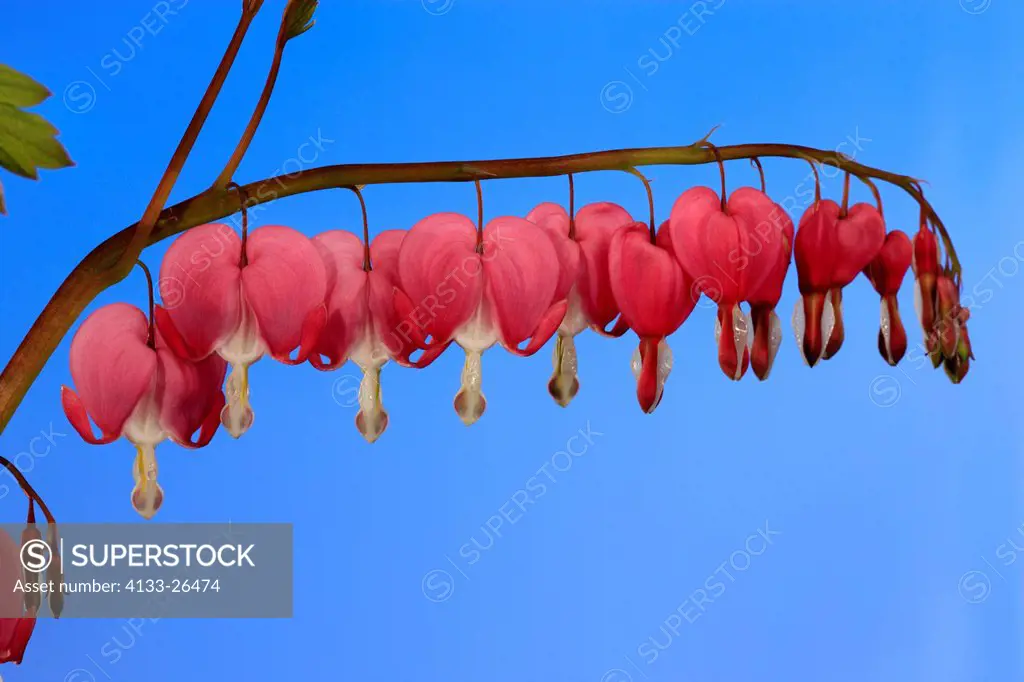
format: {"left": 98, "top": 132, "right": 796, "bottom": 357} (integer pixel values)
{"left": 0, "top": 103, "right": 74, "bottom": 181}
{"left": 0, "top": 65, "right": 73, "bottom": 215}
{"left": 0, "top": 64, "right": 51, "bottom": 108}
{"left": 283, "top": 0, "right": 317, "bottom": 41}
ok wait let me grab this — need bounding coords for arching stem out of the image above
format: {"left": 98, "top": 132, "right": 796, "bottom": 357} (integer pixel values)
{"left": 474, "top": 179, "right": 484, "bottom": 254}
{"left": 227, "top": 182, "right": 250, "bottom": 268}
{"left": 804, "top": 157, "right": 822, "bottom": 204}
{"left": 135, "top": 260, "right": 156, "bottom": 349}
{"left": 704, "top": 142, "right": 728, "bottom": 212}
{"left": 840, "top": 171, "right": 851, "bottom": 217}
{"left": 214, "top": 0, "right": 318, "bottom": 188}
{"left": 347, "top": 185, "right": 372, "bottom": 271}
{"left": 116, "top": 3, "right": 264, "bottom": 276}
{"left": 567, "top": 173, "right": 576, "bottom": 241}
{"left": 750, "top": 157, "right": 766, "bottom": 193}
{"left": 0, "top": 455, "right": 55, "bottom": 524}
{"left": 856, "top": 175, "right": 884, "bottom": 218}
{"left": 624, "top": 168, "right": 656, "bottom": 243}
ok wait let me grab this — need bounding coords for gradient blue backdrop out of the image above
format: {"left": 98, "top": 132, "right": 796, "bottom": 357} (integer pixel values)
{"left": 1, "top": 1, "right": 1022, "bottom": 680}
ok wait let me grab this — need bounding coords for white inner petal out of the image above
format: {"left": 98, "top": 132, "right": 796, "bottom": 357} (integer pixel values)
{"left": 768, "top": 311, "right": 783, "bottom": 362}
{"left": 221, "top": 363, "right": 254, "bottom": 438}
{"left": 123, "top": 390, "right": 166, "bottom": 447}
{"left": 730, "top": 306, "right": 748, "bottom": 379}
{"left": 349, "top": 319, "right": 391, "bottom": 370}
{"left": 455, "top": 349, "right": 486, "bottom": 425}
{"left": 549, "top": 334, "right": 580, "bottom": 407}
{"left": 219, "top": 302, "right": 267, "bottom": 366}
{"left": 130, "top": 442, "right": 163, "bottom": 520}
{"left": 879, "top": 299, "right": 893, "bottom": 363}
{"left": 454, "top": 301, "right": 499, "bottom": 353}
{"left": 791, "top": 299, "right": 808, "bottom": 366}
{"left": 558, "top": 287, "right": 588, "bottom": 337}
{"left": 356, "top": 366, "right": 388, "bottom": 443}
{"left": 820, "top": 293, "right": 836, "bottom": 355}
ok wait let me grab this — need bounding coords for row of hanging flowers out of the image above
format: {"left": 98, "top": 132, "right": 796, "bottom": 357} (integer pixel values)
{"left": 58, "top": 145, "right": 972, "bottom": 520}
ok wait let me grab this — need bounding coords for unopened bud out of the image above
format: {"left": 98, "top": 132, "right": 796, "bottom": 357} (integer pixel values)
{"left": 47, "top": 524, "right": 64, "bottom": 618}
{"left": 20, "top": 525, "right": 42, "bottom": 613}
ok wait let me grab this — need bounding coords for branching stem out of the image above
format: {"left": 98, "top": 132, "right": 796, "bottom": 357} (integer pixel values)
{"left": 116, "top": 4, "right": 263, "bottom": 276}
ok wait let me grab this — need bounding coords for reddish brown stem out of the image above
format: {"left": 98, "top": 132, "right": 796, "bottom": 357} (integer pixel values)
{"left": 840, "top": 171, "right": 851, "bottom": 217}
{"left": 347, "top": 185, "right": 371, "bottom": 271}
{"left": 474, "top": 179, "right": 484, "bottom": 254}
{"left": 856, "top": 175, "right": 884, "bottom": 218}
{"left": 750, "top": 157, "right": 766, "bottom": 193}
{"left": 805, "top": 157, "right": 822, "bottom": 204}
{"left": 704, "top": 142, "right": 728, "bottom": 211}
{"left": 227, "top": 182, "right": 250, "bottom": 268}
{"left": 135, "top": 260, "right": 156, "bottom": 349}
{"left": 625, "top": 168, "right": 656, "bottom": 243}
{"left": 0, "top": 456, "right": 55, "bottom": 524}
{"left": 118, "top": 5, "right": 263, "bottom": 275}
{"left": 567, "top": 173, "right": 576, "bottom": 241}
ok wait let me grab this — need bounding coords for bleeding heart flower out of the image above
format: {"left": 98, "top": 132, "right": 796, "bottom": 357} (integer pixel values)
{"left": 61, "top": 303, "right": 226, "bottom": 519}
{"left": 934, "top": 272, "right": 973, "bottom": 383}
{"left": 911, "top": 225, "right": 942, "bottom": 367}
{"left": 157, "top": 223, "right": 326, "bottom": 439}
{"left": 745, "top": 201, "right": 793, "bottom": 381}
{"left": 0, "top": 530, "right": 36, "bottom": 665}
{"left": 395, "top": 208, "right": 566, "bottom": 425}
{"left": 609, "top": 219, "right": 696, "bottom": 413}
{"left": 792, "top": 172, "right": 885, "bottom": 366}
{"left": 944, "top": 324, "right": 973, "bottom": 384}
{"left": 863, "top": 230, "right": 913, "bottom": 365}
{"left": 309, "top": 228, "right": 445, "bottom": 442}
{"left": 526, "top": 199, "right": 634, "bottom": 405}
{"left": 667, "top": 183, "right": 787, "bottom": 380}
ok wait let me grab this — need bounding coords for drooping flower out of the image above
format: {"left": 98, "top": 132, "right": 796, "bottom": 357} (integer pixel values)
{"left": 309, "top": 216, "right": 446, "bottom": 442}
{"left": 156, "top": 220, "right": 326, "bottom": 438}
{"left": 745, "top": 200, "right": 794, "bottom": 381}
{"left": 394, "top": 184, "right": 567, "bottom": 425}
{"left": 608, "top": 171, "right": 696, "bottom": 412}
{"left": 911, "top": 221, "right": 942, "bottom": 367}
{"left": 0, "top": 529, "right": 36, "bottom": 665}
{"left": 526, "top": 190, "right": 634, "bottom": 405}
{"left": 666, "top": 153, "right": 789, "bottom": 380}
{"left": 792, "top": 170, "right": 885, "bottom": 366}
{"left": 862, "top": 230, "right": 913, "bottom": 365}
{"left": 61, "top": 301, "right": 226, "bottom": 519}
{"left": 935, "top": 271, "right": 973, "bottom": 383}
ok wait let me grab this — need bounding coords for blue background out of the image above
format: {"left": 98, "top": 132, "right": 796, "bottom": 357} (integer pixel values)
{"left": 1, "top": 1, "right": 1022, "bottom": 680}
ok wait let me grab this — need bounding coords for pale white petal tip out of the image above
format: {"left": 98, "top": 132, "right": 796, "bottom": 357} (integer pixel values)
{"left": 792, "top": 297, "right": 834, "bottom": 366}
{"left": 356, "top": 409, "right": 389, "bottom": 443}
{"left": 792, "top": 299, "right": 809, "bottom": 366}
{"left": 131, "top": 445, "right": 163, "bottom": 520}
{"left": 454, "top": 389, "right": 487, "bottom": 426}
{"left": 767, "top": 310, "right": 783, "bottom": 368}
{"left": 355, "top": 368, "right": 388, "bottom": 442}
{"left": 731, "top": 306, "right": 748, "bottom": 380}
{"left": 221, "top": 363, "right": 254, "bottom": 438}
{"left": 549, "top": 334, "right": 580, "bottom": 407}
